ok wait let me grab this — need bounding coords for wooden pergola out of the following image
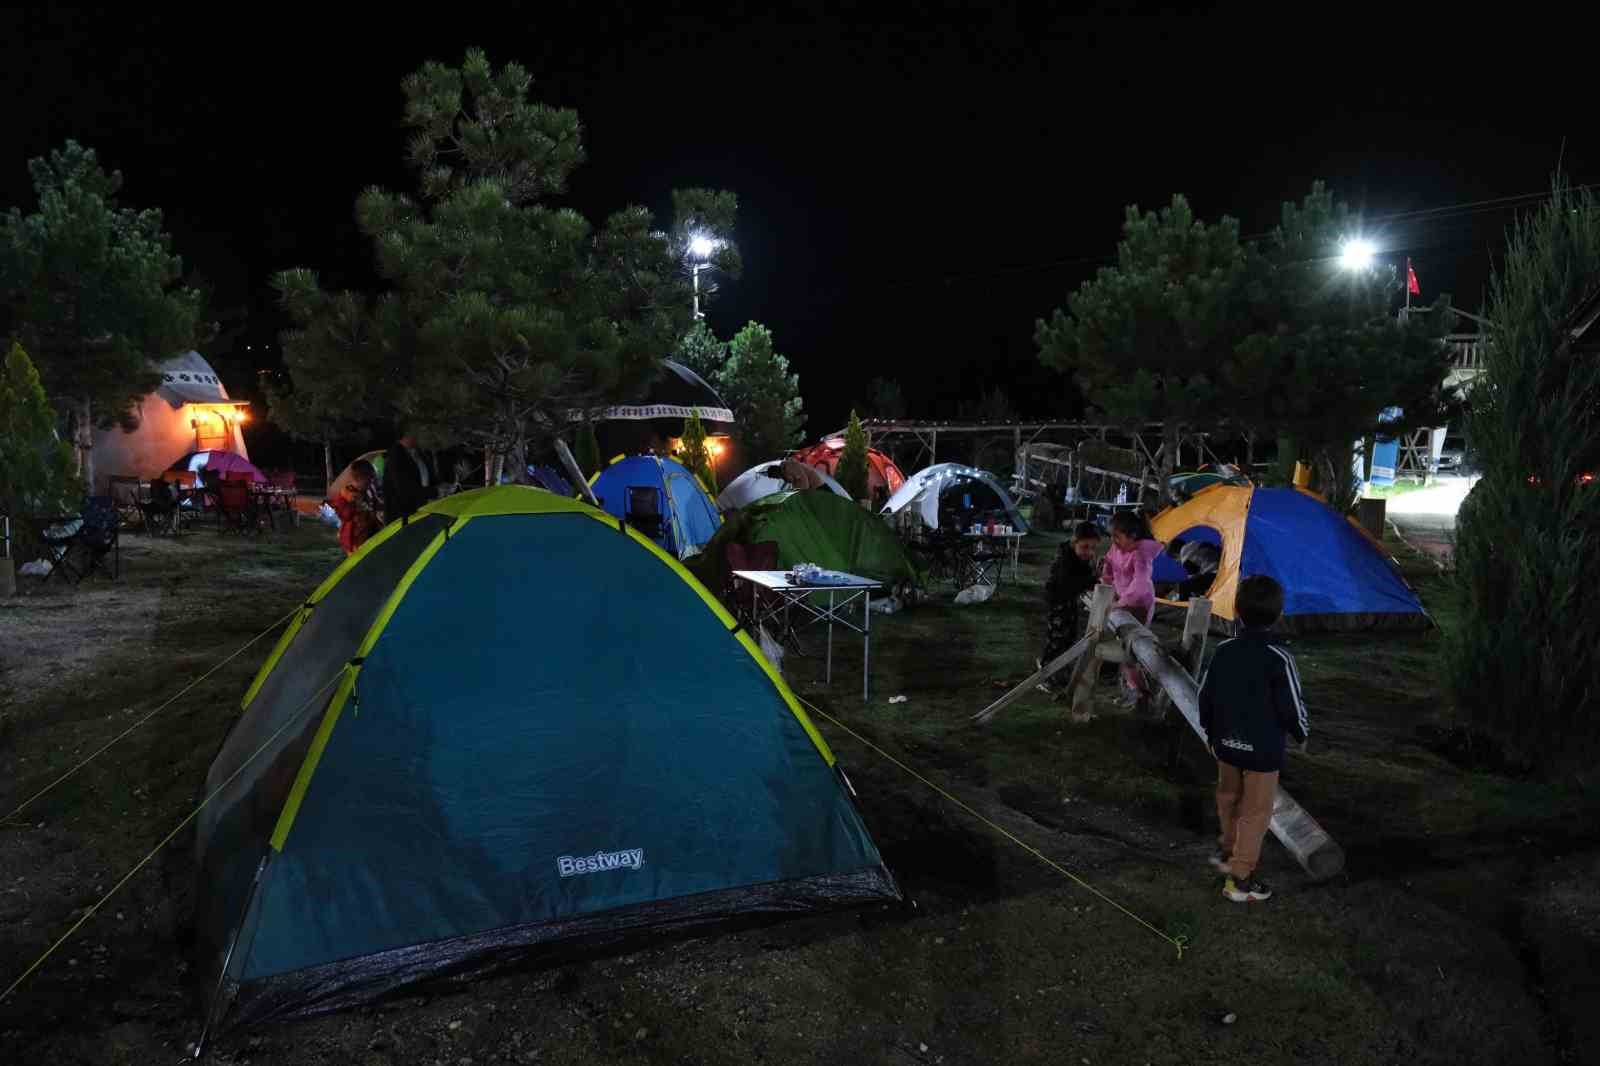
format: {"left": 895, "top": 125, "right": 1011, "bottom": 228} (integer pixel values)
{"left": 830, "top": 419, "right": 1235, "bottom": 502}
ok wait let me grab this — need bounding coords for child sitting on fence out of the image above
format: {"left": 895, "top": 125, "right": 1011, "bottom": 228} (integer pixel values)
{"left": 1198, "top": 574, "right": 1310, "bottom": 903}
{"left": 1101, "top": 510, "right": 1164, "bottom": 704}
{"left": 1038, "top": 521, "right": 1102, "bottom": 693}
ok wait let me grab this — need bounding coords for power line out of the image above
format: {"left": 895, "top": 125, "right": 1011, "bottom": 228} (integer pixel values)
{"left": 809, "top": 183, "right": 1600, "bottom": 297}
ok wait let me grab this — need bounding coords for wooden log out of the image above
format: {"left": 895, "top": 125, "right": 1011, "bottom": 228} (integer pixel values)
{"left": 1168, "top": 597, "right": 1212, "bottom": 768}
{"left": 1108, "top": 607, "right": 1344, "bottom": 880}
{"left": 1180, "top": 596, "right": 1212, "bottom": 671}
{"left": 970, "top": 634, "right": 1090, "bottom": 724}
{"left": 1066, "top": 586, "right": 1115, "bottom": 723}
{"left": 554, "top": 440, "right": 602, "bottom": 508}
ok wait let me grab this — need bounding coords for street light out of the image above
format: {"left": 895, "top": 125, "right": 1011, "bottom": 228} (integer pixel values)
{"left": 688, "top": 233, "right": 721, "bottom": 320}
{"left": 1339, "top": 238, "right": 1376, "bottom": 272}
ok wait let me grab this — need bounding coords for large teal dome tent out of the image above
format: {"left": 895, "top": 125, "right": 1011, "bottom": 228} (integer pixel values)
{"left": 193, "top": 487, "right": 898, "bottom": 1033}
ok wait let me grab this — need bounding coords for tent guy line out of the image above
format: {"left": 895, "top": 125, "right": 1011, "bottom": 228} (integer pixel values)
{"left": 0, "top": 668, "right": 347, "bottom": 1009}
{"left": 1, "top": 602, "right": 304, "bottom": 825}
{"left": 794, "top": 694, "right": 1188, "bottom": 959}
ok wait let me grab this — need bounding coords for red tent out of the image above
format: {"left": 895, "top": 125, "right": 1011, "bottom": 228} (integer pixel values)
{"left": 793, "top": 438, "right": 906, "bottom": 499}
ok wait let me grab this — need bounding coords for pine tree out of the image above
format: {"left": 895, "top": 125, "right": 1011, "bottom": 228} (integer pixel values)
{"left": 1447, "top": 181, "right": 1600, "bottom": 771}
{"left": 0, "top": 141, "right": 210, "bottom": 487}
{"left": 836, "top": 410, "right": 870, "bottom": 502}
{"left": 1036, "top": 185, "right": 1459, "bottom": 507}
{"left": 1035, "top": 195, "right": 1246, "bottom": 501}
{"left": 279, "top": 50, "right": 738, "bottom": 479}
{"left": 721, "top": 321, "right": 805, "bottom": 462}
{"left": 675, "top": 321, "right": 729, "bottom": 386}
{"left": 1228, "top": 183, "right": 1457, "bottom": 508}
{"left": 266, "top": 272, "right": 391, "bottom": 485}
{"left": 679, "top": 409, "right": 717, "bottom": 493}
{"left": 0, "top": 343, "right": 80, "bottom": 556}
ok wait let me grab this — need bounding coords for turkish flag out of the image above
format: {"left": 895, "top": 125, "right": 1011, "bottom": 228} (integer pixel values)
{"left": 1406, "top": 259, "right": 1421, "bottom": 296}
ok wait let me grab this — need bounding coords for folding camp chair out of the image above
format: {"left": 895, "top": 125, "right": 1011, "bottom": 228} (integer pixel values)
{"left": 138, "top": 478, "right": 182, "bottom": 536}
{"left": 77, "top": 496, "right": 120, "bottom": 580}
{"left": 32, "top": 513, "right": 84, "bottom": 583}
{"left": 727, "top": 541, "right": 804, "bottom": 655}
{"left": 625, "top": 485, "right": 666, "bottom": 545}
{"left": 215, "top": 479, "right": 261, "bottom": 535}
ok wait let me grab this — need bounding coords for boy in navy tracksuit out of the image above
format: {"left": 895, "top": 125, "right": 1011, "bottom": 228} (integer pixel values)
{"left": 1197, "top": 575, "right": 1310, "bottom": 902}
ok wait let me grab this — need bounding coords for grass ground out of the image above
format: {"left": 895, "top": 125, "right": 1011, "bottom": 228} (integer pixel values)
{"left": 1, "top": 515, "right": 1595, "bottom": 1064}
{"left": 1361, "top": 480, "right": 1433, "bottom": 499}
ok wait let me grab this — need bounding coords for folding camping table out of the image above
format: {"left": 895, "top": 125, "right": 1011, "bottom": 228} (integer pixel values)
{"left": 731, "top": 569, "right": 882, "bottom": 702}
{"left": 966, "top": 530, "right": 1027, "bottom": 581}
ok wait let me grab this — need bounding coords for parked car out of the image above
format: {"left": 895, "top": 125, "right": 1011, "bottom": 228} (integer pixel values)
{"left": 1436, "top": 435, "right": 1468, "bottom": 473}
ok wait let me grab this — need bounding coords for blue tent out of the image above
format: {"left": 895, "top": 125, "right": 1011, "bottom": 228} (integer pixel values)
{"left": 1150, "top": 485, "right": 1429, "bottom": 632}
{"left": 194, "top": 488, "right": 898, "bottom": 1031}
{"left": 591, "top": 455, "right": 721, "bottom": 559}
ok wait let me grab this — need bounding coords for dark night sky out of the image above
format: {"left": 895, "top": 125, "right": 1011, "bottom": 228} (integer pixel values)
{"left": 2, "top": 3, "right": 1594, "bottom": 445}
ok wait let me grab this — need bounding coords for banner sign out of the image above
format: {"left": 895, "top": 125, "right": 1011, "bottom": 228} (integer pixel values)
{"left": 1369, "top": 406, "right": 1402, "bottom": 485}
{"left": 570, "top": 404, "right": 734, "bottom": 423}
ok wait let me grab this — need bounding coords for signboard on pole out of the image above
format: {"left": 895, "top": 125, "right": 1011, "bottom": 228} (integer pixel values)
{"left": 1369, "top": 407, "right": 1402, "bottom": 485}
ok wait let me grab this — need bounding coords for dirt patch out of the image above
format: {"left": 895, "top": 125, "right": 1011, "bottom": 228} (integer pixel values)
{"left": 0, "top": 582, "right": 164, "bottom": 698}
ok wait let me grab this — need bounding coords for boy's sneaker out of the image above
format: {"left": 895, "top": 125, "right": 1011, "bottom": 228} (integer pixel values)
{"left": 1222, "top": 875, "right": 1273, "bottom": 902}
{"left": 1207, "top": 851, "right": 1232, "bottom": 874}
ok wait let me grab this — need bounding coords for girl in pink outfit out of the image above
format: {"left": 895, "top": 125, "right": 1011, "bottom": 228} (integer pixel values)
{"left": 1101, "top": 511, "right": 1165, "bottom": 701}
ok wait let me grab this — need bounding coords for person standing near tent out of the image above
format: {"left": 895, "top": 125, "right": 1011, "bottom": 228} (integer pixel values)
{"left": 329, "top": 460, "right": 382, "bottom": 556}
{"left": 1038, "top": 521, "right": 1102, "bottom": 693}
{"left": 383, "top": 431, "right": 438, "bottom": 523}
{"left": 1101, "top": 510, "right": 1164, "bottom": 704}
{"left": 1198, "top": 574, "right": 1310, "bottom": 903}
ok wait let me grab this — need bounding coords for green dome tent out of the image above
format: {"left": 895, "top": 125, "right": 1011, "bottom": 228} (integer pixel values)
{"left": 691, "top": 490, "right": 923, "bottom": 597}
{"left": 193, "top": 486, "right": 898, "bottom": 1033}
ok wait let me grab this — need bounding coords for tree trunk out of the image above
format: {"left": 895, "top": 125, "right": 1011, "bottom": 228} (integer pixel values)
{"left": 1159, "top": 422, "right": 1179, "bottom": 505}
{"left": 507, "top": 437, "right": 527, "bottom": 485}
{"left": 77, "top": 398, "right": 95, "bottom": 493}
{"left": 1274, "top": 435, "right": 1299, "bottom": 485}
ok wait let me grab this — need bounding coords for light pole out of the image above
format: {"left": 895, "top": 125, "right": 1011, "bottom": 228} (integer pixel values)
{"left": 688, "top": 234, "right": 719, "bottom": 320}
{"left": 1339, "top": 238, "right": 1419, "bottom": 311}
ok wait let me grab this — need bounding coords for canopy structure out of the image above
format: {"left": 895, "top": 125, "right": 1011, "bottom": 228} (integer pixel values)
{"left": 793, "top": 439, "right": 906, "bottom": 501}
{"left": 881, "top": 463, "right": 1028, "bottom": 532}
{"left": 1150, "top": 484, "right": 1429, "bottom": 633}
{"left": 590, "top": 455, "right": 721, "bottom": 559}
{"left": 193, "top": 487, "right": 899, "bottom": 1032}
{"left": 170, "top": 450, "right": 267, "bottom": 486}
{"left": 592, "top": 360, "right": 734, "bottom": 459}
{"left": 717, "top": 458, "right": 850, "bottom": 512}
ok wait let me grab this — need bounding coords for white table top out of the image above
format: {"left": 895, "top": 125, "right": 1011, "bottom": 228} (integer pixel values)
{"left": 731, "top": 569, "right": 882, "bottom": 592}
